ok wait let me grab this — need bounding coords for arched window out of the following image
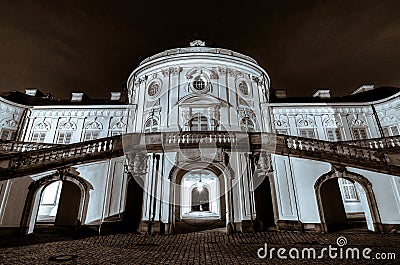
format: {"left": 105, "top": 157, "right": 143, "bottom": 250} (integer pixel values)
{"left": 144, "top": 117, "right": 158, "bottom": 133}
{"left": 189, "top": 114, "right": 208, "bottom": 131}
{"left": 240, "top": 117, "right": 255, "bottom": 132}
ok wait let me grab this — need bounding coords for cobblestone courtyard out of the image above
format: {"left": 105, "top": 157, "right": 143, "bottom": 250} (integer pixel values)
{"left": 0, "top": 229, "right": 399, "bottom": 264}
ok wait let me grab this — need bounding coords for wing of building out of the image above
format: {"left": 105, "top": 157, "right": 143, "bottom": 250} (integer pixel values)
{"left": 1, "top": 40, "right": 400, "bottom": 235}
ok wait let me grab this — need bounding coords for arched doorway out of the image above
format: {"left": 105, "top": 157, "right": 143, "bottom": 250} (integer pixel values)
{"left": 315, "top": 169, "right": 382, "bottom": 232}
{"left": 21, "top": 173, "right": 88, "bottom": 234}
{"left": 191, "top": 186, "right": 210, "bottom": 212}
{"left": 171, "top": 166, "right": 228, "bottom": 233}
{"left": 34, "top": 180, "right": 82, "bottom": 231}
{"left": 123, "top": 174, "right": 144, "bottom": 232}
{"left": 254, "top": 176, "right": 275, "bottom": 231}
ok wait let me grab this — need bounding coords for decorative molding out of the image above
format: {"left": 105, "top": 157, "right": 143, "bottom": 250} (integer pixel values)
{"left": 217, "top": 66, "right": 243, "bottom": 78}
{"left": 380, "top": 116, "right": 398, "bottom": 125}
{"left": 58, "top": 120, "right": 77, "bottom": 130}
{"left": 111, "top": 120, "right": 126, "bottom": 130}
{"left": 161, "top": 67, "right": 182, "bottom": 77}
{"left": 350, "top": 118, "right": 367, "bottom": 127}
{"left": 186, "top": 67, "right": 218, "bottom": 80}
{"left": 322, "top": 116, "right": 341, "bottom": 127}
{"left": 0, "top": 119, "right": 18, "bottom": 128}
{"left": 297, "top": 118, "right": 314, "bottom": 127}
{"left": 84, "top": 120, "right": 103, "bottom": 130}
{"left": 33, "top": 121, "right": 51, "bottom": 131}
{"left": 125, "top": 153, "right": 148, "bottom": 175}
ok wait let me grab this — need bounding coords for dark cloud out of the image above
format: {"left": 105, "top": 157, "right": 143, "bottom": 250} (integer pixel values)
{"left": 0, "top": 0, "right": 400, "bottom": 99}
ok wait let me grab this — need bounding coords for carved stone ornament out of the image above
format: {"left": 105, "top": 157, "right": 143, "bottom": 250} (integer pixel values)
{"left": 297, "top": 118, "right": 314, "bottom": 127}
{"left": 0, "top": 119, "right": 18, "bottom": 128}
{"left": 255, "top": 152, "right": 273, "bottom": 173}
{"left": 85, "top": 120, "right": 103, "bottom": 130}
{"left": 322, "top": 117, "right": 341, "bottom": 127}
{"left": 161, "top": 67, "right": 182, "bottom": 77}
{"left": 58, "top": 121, "right": 77, "bottom": 130}
{"left": 190, "top": 40, "right": 205, "bottom": 47}
{"left": 351, "top": 118, "right": 367, "bottom": 127}
{"left": 126, "top": 153, "right": 148, "bottom": 175}
{"left": 33, "top": 121, "right": 51, "bottom": 131}
{"left": 111, "top": 120, "right": 126, "bottom": 130}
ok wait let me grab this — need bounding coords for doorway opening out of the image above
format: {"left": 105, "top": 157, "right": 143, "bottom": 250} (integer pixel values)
{"left": 317, "top": 175, "right": 377, "bottom": 232}
{"left": 123, "top": 175, "right": 144, "bottom": 232}
{"left": 34, "top": 180, "right": 82, "bottom": 232}
{"left": 254, "top": 176, "right": 275, "bottom": 231}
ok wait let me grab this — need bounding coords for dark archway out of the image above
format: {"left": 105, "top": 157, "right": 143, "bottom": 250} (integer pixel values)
{"left": 123, "top": 175, "right": 144, "bottom": 232}
{"left": 191, "top": 187, "right": 210, "bottom": 212}
{"left": 315, "top": 168, "right": 382, "bottom": 233}
{"left": 319, "top": 178, "right": 348, "bottom": 232}
{"left": 54, "top": 181, "right": 81, "bottom": 227}
{"left": 254, "top": 176, "right": 275, "bottom": 231}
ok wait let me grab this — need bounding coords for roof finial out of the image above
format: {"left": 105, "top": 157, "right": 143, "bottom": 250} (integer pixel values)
{"left": 190, "top": 40, "right": 205, "bottom": 47}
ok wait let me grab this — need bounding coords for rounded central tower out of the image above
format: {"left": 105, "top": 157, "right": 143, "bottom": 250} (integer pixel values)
{"left": 127, "top": 40, "right": 271, "bottom": 134}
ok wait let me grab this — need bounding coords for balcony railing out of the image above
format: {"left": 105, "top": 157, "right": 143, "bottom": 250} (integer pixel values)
{"left": 340, "top": 135, "right": 400, "bottom": 150}
{"left": 0, "top": 140, "right": 61, "bottom": 154}
{"left": 0, "top": 132, "right": 399, "bottom": 180}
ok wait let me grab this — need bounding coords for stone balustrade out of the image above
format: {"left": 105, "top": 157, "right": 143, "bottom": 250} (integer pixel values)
{"left": 0, "top": 140, "right": 61, "bottom": 154}
{"left": 0, "top": 137, "right": 120, "bottom": 172}
{"left": 342, "top": 135, "right": 400, "bottom": 149}
{"left": 163, "top": 131, "right": 237, "bottom": 144}
{"left": 0, "top": 132, "right": 399, "bottom": 181}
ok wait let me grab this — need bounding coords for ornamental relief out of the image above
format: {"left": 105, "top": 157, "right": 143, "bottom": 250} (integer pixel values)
{"left": 161, "top": 67, "right": 182, "bottom": 77}
{"left": 186, "top": 67, "right": 218, "bottom": 80}
{"left": 380, "top": 116, "right": 398, "bottom": 125}
{"left": 33, "top": 121, "right": 51, "bottom": 131}
{"left": 0, "top": 119, "right": 18, "bottom": 128}
{"left": 217, "top": 66, "right": 243, "bottom": 78}
{"left": 296, "top": 117, "right": 315, "bottom": 127}
{"left": 84, "top": 120, "right": 103, "bottom": 130}
{"left": 322, "top": 115, "right": 342, "bottom": 127}
{"left": 238, "top": 108, "right": 256, "bottom": 121}
{"left": 58, "top": 120, "right": 77, "bottom": 130}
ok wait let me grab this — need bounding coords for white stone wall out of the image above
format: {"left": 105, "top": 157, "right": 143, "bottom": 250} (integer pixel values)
{"left": 23, "top": 105, "right": 133, "bottom": 144}
{"left": 0, "top": 97, "right": 27, "bottom": 140}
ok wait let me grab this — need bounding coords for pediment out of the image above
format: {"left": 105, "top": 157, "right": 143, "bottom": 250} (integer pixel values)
{"left": 177, "top": 94, "right": 229, "bottom": 107}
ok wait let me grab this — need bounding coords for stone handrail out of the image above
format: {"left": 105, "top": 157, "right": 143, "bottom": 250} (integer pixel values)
{"left": 0, "top": 140, "right": 61, "bottom": 153}
{"left": 284, "top": 135, "right": 387, "bottom": 163}
{"left": 0, "top": 132, "right": 399, "bottom": 180}
{"left": 0, "top": 136, "right": 121, "bottom": 173}
{"left": 339, "top": 135, "right": 400, "bottom": 150}
{"left": 163, "top": 131, "right": 237, "bottom": 145}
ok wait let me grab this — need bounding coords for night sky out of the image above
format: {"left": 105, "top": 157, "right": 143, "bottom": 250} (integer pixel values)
{"left": 1, "top": 0, "right": 400, "bottom": 99}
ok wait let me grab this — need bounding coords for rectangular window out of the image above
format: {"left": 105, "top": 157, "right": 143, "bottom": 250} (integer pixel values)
{"left": 57, "top": 132, "right": 72, "bottom": 144}
{"left": 83, "top": 131, "right": 100, "bottom": 141}
{"left": 299, "top": 129, "right": 316, "bottom": 139}
{"left": 340, "top": 179, "right": 359, "bottom": 201}
{"left": 326, "top": 128, "right": 342, "bottom": 141}
{"left": 276, "top": 129, "right": 288, "bottom": 135}
{"left": 383, "top": 126, "right": 399, "bottom": 137}
{"left": 0, "top": 130, "right": 16, "bottom": 140}
{"left": 111, "top": 131, "right": 122, "bottom": 136}
{"left": 352, "top": 128, "right": 368, "bottom": 140}
{"left": 32, "top": 132, "right": 46, "bottom": 143}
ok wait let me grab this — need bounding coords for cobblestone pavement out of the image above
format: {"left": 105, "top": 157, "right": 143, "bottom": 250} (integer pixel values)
{"left": 0, "top": 229, "right": 399, "bottom": 264}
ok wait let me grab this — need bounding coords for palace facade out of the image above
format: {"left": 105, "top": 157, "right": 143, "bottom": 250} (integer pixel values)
{"left": 1, "top": 40, "right": 400, "bottom": 235}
